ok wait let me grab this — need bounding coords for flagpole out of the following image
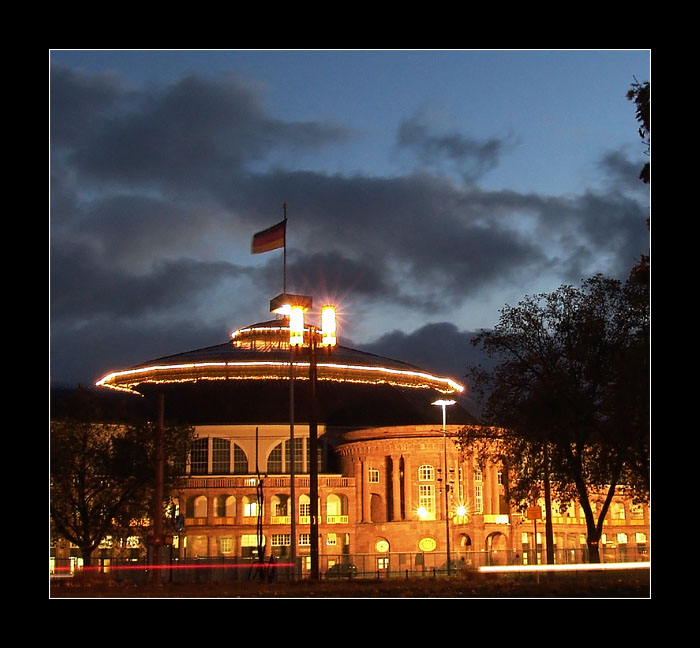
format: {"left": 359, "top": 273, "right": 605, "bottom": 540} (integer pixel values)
{"left": 282, "top": 202, "right": 287, "bottom": 294}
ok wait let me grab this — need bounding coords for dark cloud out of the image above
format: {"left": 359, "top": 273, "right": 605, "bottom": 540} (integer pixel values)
{"left": 396, "top": 114, "right": 513, "bottom": 183}
{"left": 50, "top": 65, "right": 350, "bottom": 195}
{"left": 51, "top": 239, "right": 248, "bottom": 320}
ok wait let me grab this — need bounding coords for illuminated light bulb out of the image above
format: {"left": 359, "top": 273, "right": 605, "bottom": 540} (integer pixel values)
{"left": 321, "top": 305, "right": 337, "bottom": 346}
{"left": 456, "top": 505, "right": 467, "bottom": 517}
{"left": 417, "top": 506, "right": 428, "bottom": 520}
{"left": 289, "top": 306, "right": 305, "bottom": 346}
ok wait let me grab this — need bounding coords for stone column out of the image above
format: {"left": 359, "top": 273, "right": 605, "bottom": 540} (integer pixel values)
{"left": 403, "top": 456, "right": 413, "bottom": 518}
{"left": 354, "top": 458, "right": 365, "bottom": 523}
{"left": 392, "top": 455, "right": 402, "bottom": 521}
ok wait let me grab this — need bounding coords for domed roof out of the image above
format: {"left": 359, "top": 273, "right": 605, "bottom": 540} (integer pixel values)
{"left": 95, "top": 318, "right": 475, "bottom": 427}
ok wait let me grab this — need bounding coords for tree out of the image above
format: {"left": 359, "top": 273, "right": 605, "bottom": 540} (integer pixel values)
{"left": 50, "top": 388, "right": 193, "bottom": 567}
{"left": 459, "top": 269, "right": 649, "bottom": 563}
{"left": 627, "top": 79, "right": 650, "bottom": 185}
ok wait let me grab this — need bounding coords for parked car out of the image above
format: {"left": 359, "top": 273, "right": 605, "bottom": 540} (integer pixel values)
{"left": 325, "top": 563, "right": 358, "bottom": 579}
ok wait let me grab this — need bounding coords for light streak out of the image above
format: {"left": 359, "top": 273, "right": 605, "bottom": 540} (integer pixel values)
{"left": 51, "top": 562, "right": 295, "bottom": 574}
{"left": 479, "top": 562, "right": 650, "bottom": 573}
{"left": 96, "top": 360, "right": 465, "bottom": 394}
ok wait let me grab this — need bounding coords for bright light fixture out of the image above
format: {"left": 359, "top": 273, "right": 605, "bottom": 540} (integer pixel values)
{"left": 432, "top": 399, "right": 457, "bottom": 407}
{"left": 321, "top": 305, "right": 337, "bottom": 347}
{"left": 289, "top": 306, "right": 305, "bottom": 346}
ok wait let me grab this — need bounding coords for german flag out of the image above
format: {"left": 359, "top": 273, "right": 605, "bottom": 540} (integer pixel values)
{"left": 251, "top": 220, "right": 286, "bottom": 254}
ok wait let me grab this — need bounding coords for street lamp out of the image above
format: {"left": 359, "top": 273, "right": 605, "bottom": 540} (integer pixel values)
{"left": 273, "top": 294, "right": 337, "bottom": 580}
{"left": 432, "top": 399, "right": 456, "bottom": 576}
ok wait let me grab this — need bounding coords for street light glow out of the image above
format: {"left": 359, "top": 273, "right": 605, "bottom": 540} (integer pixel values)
{"left": 289, "top": 306, "right": 305, "bottom": 346}
{"left": 320, "top": 305, "right": 337, "bottom": 347}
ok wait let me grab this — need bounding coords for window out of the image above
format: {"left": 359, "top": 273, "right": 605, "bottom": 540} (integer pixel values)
{"left": 326, "top": 494, "right": 342, "bottom": 517}
{"left": 190, "top": 438, "right": 208, "bottom": 475}
{"left": 419, "top": 484, "right": 435, "bottom": 517}
{"left": 244, "top": 495, "right": 261, "bottom": 518}
{"left": 631, "top": 504, "right": 645, "bottom": 520}
{"left": 377, "top": 557, "right": 389, "bottom": 571}
{"left": 299, "top": 534, "right": 310, "bottom": 546}
{"left": 326, "top": 533, "right": 337, "bottom": 546}
{"left": 368, "top": 468, "right": 379, "bottom": 483}
{"left": 474, "top": 468, "right": 482, "bottom": 482}
{"left": 419, "top": 465, "right": 434, "bottom": 481}
{"left": 271, "top": 534, "right": 291, "bottom": 546}
{"left": 299, "top": 495, "right": 310, "bottom": 517}
{"left": 273, "top": 495, "right": 288, "bottom": 517}
{"left": 268, "top": 439, "right": 303, "bottom": 474}
{"left": 611, "top": 502, "right": 626, "bottom": 520}
{"left": 475, "top": 485, "right": 483, "bottom": 513}
{"left": 212, "top": 438, "right": 230, "bottom": 473}
{"left": 215, "top": 495, "right": 235, "bottom": 518}
{"left": 233, "top": 444, "right": 248, "bottom": 474}
{"left": 268, "top": 443, "right": 283, "bottom": 474}
{"left": 219, "top": 537, "right": 233, "bottom": 554}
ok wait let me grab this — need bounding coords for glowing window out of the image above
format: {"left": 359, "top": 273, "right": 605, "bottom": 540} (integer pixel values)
{"left": 419, "top": 485, "right": 435, "bottom": 516}
{"left": 299, "top": 495, "right": 310, "bottom": 517}
{"left": 419, "top": 465, "right": 435, "bottom": 481}
{"left": 368, "top": 468, "right": 379, "bottom": 483}
{"left": 244, "top": 495, "right": 261, "bottom": 518}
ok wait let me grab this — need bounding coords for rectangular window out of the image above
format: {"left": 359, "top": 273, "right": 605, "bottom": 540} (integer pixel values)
{"left": 190, "top": 438, "right": 208, "bottom": 475}
{"left": 419, "top": 465, "right": 434, "bottom": 481}
{"left": 271, "top": 534, "right": 291, "bottom": 546}
{"left": 326, "top": 533, "right": 337, "bottom": 546}
{"left": 299, "top": 502, "right": 310, "bottom": 517}
{"left": 475, "top": 485, "right": 483, "bottom": 513}
{"left": 368, "top": 468, "right": 379, "bottom": 483}
{"left": 219, "top": 537, "right": 233, "bottom": 554}
{"left": 212, "top": 438, "right": 230, "bottom": 474}
{"left": 299, "top": 534, "right": 310, "bottom": 546}
{"left": 419, "top": 484, "right": 435, "bottom": 515}
{"left": 474, "top": 468, "right": 482, "bottom": 482}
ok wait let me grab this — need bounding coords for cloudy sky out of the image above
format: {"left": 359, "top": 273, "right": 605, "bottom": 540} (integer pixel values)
{"left": 49, "top": 49, "right": 650, "bottom": 395}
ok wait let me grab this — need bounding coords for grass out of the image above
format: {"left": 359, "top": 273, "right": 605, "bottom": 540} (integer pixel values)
{"left": 50, "top": 568, "right": 650, "bottom": 598}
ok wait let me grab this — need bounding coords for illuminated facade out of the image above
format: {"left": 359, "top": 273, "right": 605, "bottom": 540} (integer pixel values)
{"left": 75, "top": 317, "right": 650, "bottom": 575}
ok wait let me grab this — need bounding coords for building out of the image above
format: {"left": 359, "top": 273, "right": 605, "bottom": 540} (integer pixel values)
{"left": 55, "top": 308, "right": 650, "bottom": 577}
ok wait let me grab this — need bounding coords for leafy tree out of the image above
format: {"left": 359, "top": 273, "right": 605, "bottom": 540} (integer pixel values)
{"left": 50, "top": 388, "right": 193, "bottom": 567}
{"left": 626, "top": 79, "right": 650, "bottom": 184}
{"left": 459, "top": 269, "right": 649, "bottom": 563}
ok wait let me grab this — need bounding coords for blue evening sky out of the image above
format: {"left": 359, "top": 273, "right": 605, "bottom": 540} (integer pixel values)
{"left": 50, "top": 49, "right": 650, "bottom": 393}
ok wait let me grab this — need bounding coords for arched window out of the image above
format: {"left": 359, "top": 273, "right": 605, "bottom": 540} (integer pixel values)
{"left": 233, "top": 444, "right": 248, "bottom": 474}
{"left": 611, "top": 502, "right": 626, "bottom": 520}
{"left": 215, "top": 495, "right": 235, "bottom": 519}
{"left": 327, "top": 494, "right": 342, "bottom": 517}
{"left": 243, "top": 495, "right": 261, "bottom": 518}
{"left": 184, "top": 495, "right": 207, "bottom": 518}
{"left": 419, "top": 465, "right": 434, "bottom": 481}
{"left": 268, "top": 442, "right": 283, "bottom": 474}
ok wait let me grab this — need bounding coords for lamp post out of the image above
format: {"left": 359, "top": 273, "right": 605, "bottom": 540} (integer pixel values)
{"left": 273, "top": 294, "right": 336, "bottom": 581}
{"left": 432, "top": 399, "right": 456, "bottom": 576}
